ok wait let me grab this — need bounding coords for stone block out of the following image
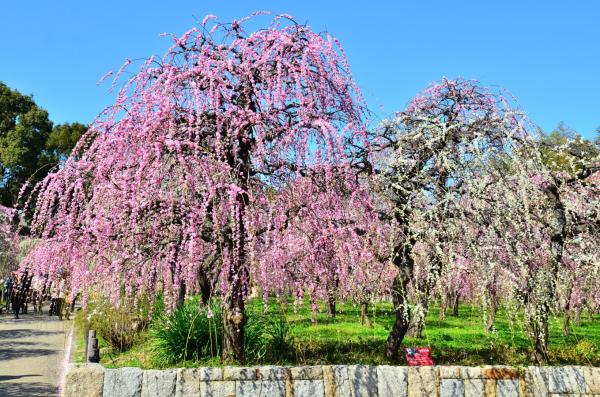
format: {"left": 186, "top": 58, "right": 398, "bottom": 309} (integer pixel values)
{"left": 261, "top": 380, "right": 286, "bottom": 397}
{"left": 377, "top": 366, "right": 408, "bottom": 397}
{"left": 197, "top": 367, "right": 223, "bottom": 381}
{"left": 547, "top": 366, "right": 585, "bottom": 394}
{"left": 461, "top": 367, "right": 483, "bottom": 379}
{"left": 484, "top": 379, "right": 496, "bottom": 397}
{"left": 256, "top": 366, "right": 289, "bottom": 381}
{"left": 176, "top": 368, "right": 201, "bottom": 397}
{"left": 63, "top": 364, "right": 105, "bottom": 397}
{"left": 348, "top": 365, "right": 377, "bottom": 397}
{"left": 408, "top": 366, "right": 436, "bottom": 397}
{"left": 441, "top": 379, "right": 464, "bottom": 397}
{"left": 142, "top": 369, "right": 176, "bottom": 397}
{"left": 103, "top": 367, "right": 143, "bottom": 397}
{"left": 440, "top": 366, "right": 462, "bottom": 379}
{"left": 237, "top": 380, "right": 285, "bottom": 397}
{"left": 464, "top": 379, "right": 484, "bottom": 397}
{"left": 200, "top": 380, "right": 236, "bottom": 397}
{"left": 223, "top": 366, "right": 258, "bottom": 381}
{"left": 482, "top": 367, "right": 519, "bottom": 380}
{"left": 323, "top": 365, "right": 336, "bottom": 397}
{"left": 582, "top": 367, "right": 600, "bottom": 393}
{"left": 525, "top": 367, "right": 549, "bottom": 397}
{"left": 518, "top": 378, "right": 527, "bottom": 397}
{"left": 294, "top": 380, "right": 325, "bottom": 397}
{"left": 291, "top": 366, "right": 324, "bottom": 380}
{"left": 237, "top": 380, "right": 262, "bottom": 397}
{"left": 286, "top": 377, "right": 294, "bottom": 397}
{"left": 496, "top": 379, "right": 518, "bottom": 397}
{"left": 332, "top": 365, "right": 352, "bottom": 397}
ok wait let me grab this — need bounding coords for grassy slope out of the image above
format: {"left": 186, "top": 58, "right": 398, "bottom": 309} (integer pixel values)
{"left": 74, "top": 298, "right": 600, "bottom": 368}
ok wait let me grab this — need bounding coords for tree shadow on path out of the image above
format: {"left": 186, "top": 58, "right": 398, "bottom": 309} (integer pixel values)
{"left": 0, "top": 328, "right": 62, "bottom": 361}
{"left": 0, "top": 381, "right": 57, "bottom": 397}
{"left": 0, "top": 345, "right": 57, "bottom": 361}
{"left": 0, "top": 314, "right": 67, "bottom": 325}
{"left": 0, "top": 329, "right": 63, "bottom": 340}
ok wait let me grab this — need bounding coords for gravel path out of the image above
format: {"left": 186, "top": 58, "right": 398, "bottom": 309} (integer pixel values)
{"left": 0, "top": 311, "right": 72, "bottom": 397}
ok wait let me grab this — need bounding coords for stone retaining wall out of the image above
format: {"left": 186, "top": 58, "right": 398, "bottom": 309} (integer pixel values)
{"left": 63, "top": 364, "right": 600, "bottom": 397}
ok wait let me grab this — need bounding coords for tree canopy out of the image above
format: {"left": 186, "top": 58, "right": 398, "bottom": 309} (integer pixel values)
{"left": 540, "top": 122, "right": 599, "bottom": 175}
{"left": 0, "top": 82, "right": 86, "bottom": 207}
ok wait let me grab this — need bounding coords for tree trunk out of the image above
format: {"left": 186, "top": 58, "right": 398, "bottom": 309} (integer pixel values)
{"left": 13, "top": 271, "right": 32, "bottom": 319}
{"left": 222, "top": 219, "right": 248, "bottom": 363}
{"left": 406, "top": 301, "right": 427, "bottom": 339}
{"left": 562, "top": 278, "right": 573, "bottom": 336}
{"left": 221, "top": 190, "right": 249, "bottom": 363}
{"left": 310, "top": 295, "right": 318, "bottom": 324}
{"left": 563, "top": 308, "right": 571, "bottom": 336}
{"left": 407, "top": 258, "right": 441, "bottom": 339}
{"left": 451, "top": 292, "right": 460, "bottom": 317}
{"left": 484, "top": 293, "right": 498, "bottom": 333}
{"left": 573, "top": 307, "right": 582, "bottom": 326}
{"left": 223, "top": 293, "right": 246, "bottom": 363}
{"left": 527, "top": 300, "right": 550, "bottom": 364}
{"left": 176, "top": 282, "right": 186, "bottom": 309}
{"left": 439, "top": 294, "right": 447, "bottom": 321}
{"left": 197, "top": 271, "right": 212, "bottom": 305}
{"left": 527, "top": 183, "right": 566, "bottom": 364}
{"left": 327, "top": 291, "right": 336, "bottom": 319}
{"left": 360, "top": 300, "right": 372, "bottom": 328}
{"left": 385, "top": 273, "right": 411, "bottom": 361}
{"left": 221, "top": 128, "right": 252, "bottom": 364}
{"left": 385, "top": 239, "right": 415, "bottom": 362}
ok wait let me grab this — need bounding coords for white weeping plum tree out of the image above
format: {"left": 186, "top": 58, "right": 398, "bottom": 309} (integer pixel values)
{"left": 466, "top": 131, "right": 600, "bottom": 363}
{"left": 366, "top": 78, "right": 533, "bottom": 360}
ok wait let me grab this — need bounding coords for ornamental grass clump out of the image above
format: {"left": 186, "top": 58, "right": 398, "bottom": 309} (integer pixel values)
{"left": 151, "top": 298, "right": 292, "bottom": 365}
{"left": 244, "top": 308, "right": 293, "bottom": 363}
{"left": 151, "top": 298, "right": 222, "bottom": 365}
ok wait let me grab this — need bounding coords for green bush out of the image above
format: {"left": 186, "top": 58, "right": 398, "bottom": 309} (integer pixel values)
{"left": 89, "top": 299, "right": 150, "bottom": 353}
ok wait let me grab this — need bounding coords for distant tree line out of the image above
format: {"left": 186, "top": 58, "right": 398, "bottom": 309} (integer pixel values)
{"left": 0, "top": 81, "right": 86, "bottom": 207}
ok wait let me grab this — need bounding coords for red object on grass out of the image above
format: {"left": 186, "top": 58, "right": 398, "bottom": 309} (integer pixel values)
{"left": 405, "top": 347, "right": 434, "bottom": 366}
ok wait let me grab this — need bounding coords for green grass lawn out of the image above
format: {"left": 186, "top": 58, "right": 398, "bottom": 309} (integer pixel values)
{"left": 74, "top": 298, "right": 600, "bottom": 368}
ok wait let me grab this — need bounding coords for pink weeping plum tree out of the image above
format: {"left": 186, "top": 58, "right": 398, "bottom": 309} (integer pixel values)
{"left": 0, "top": 205, "right": 18, "bottom": 277}
{"left": 256, "top": 169, "right": 396, "bottom": 323}
{"left": 22, "top": 13, "right": 369, "bottom": 363}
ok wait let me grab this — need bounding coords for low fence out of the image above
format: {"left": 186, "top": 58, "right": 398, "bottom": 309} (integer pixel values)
{"left": 63, "top": 364, "right": 600, "bottom": 397}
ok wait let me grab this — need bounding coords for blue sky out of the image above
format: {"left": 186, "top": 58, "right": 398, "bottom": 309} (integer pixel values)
{"left": 1, "top": 1, "right": 599, "bottom": 139}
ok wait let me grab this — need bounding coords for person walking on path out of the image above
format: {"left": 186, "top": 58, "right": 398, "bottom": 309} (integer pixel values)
{"left": 11, "top": 270, "right": 32, "bottom": 319}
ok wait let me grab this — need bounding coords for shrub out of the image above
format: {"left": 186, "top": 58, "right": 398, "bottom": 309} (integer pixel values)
{"left": 88, "top": 299, "right": 150, "bottom": 352}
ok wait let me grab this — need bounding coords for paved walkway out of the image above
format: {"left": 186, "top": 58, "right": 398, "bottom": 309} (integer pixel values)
{"left": 0, "top": 310, "right": 72, "bottom": 397}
